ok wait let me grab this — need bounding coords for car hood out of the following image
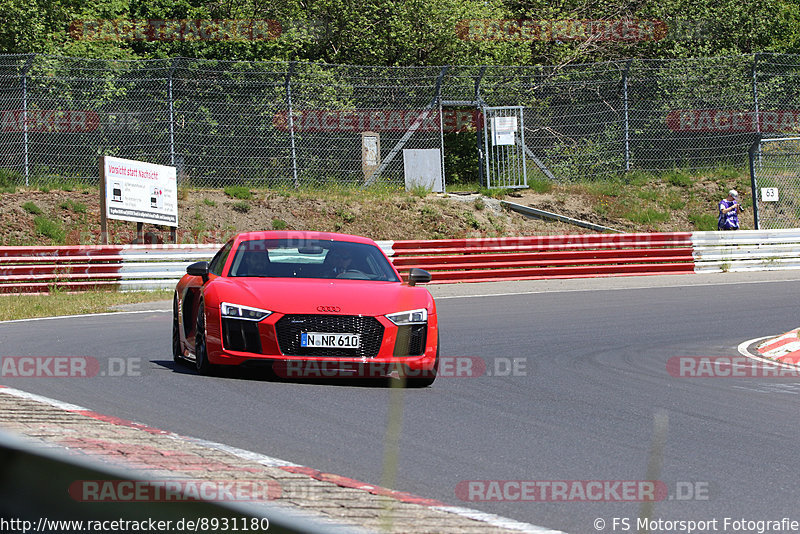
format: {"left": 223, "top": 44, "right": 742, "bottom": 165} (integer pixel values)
{"left": 211, "top": 277, "right": 434, "bottom": 316}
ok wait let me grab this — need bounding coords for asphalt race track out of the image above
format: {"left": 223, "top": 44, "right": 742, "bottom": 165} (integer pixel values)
{"left": 2, "top": 271, "right": 800, "bottom": 533}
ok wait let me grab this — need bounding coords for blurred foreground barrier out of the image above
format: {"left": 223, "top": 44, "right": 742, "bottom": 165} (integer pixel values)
{"left": 3, "top": 230, "right": 800, "bottom": 292}
{"left": 0, "top": 428, "right": 350, "bottom": 533}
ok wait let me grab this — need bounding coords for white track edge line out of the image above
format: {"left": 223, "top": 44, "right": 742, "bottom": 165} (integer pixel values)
{"left": 178, "top": 435, "right": 302, "bottom": 468}
{"left": 0, "top": 308, "right": 170, "bottom": 324}
{"left": 0, "top": 386, "right": 89, "bottom": 411}
{"left": 432, "top": 506, "right": 566, "bottom": 533}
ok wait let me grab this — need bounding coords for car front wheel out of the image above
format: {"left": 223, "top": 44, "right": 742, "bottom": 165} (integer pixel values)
{"left": 172, "top": 294, "right": 184, "bottom": 364}
{"left": 194, "top": 302, "right": 215, "bottom": 375}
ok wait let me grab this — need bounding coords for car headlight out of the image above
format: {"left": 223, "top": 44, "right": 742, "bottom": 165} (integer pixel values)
{"left": 220, "top": 302, "right": 272, "bottom": 321}
{"left": 386, "top": 308, "right": 428, "bottom": 325}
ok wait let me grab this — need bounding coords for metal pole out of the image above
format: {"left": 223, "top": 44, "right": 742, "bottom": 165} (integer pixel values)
{"left": 285, "top": 60, "right": 299, "bottom": 188}
{"left": 752, "top": 53, "right": 761, "bottom": 167}
{"left": 483, "top": 109, "right": 491, "bottom": 188}
{"left": 22, "top": 72, "right": 28, "bottom": 187}
{"left": 475, "top": 66, "right": 486, "bottom": 186}
{"left": 168, "top": 58, "right": 178, "bottom": 167}
{"left": 519, "top": 107, "right": 527, "bottom": 187}
{"left": 438, "top": 96, "right": 445, "bottom": 191}
{"left": 21, "top": 54, "right": 34, "bottom": 187}
{"left": 748, "top": 138, "right": 761, "bottom": 230}
{"left": 623, "top": 59, "right": 633, "bottom": 172}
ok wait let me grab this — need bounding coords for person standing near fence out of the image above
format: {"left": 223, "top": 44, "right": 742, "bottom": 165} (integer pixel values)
{"left": 718, "top": 189, "right": 743, "bottom": 230}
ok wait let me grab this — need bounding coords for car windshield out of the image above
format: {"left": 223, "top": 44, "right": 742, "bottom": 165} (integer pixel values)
{"left": 227, "top": 238, "right": 400, "bottom": 282}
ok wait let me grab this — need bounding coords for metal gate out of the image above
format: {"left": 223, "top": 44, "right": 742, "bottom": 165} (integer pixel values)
{"left": 482, "top": 106, "right": 527, "bottom": 189}
{"left": 748, "top": 136, "right": 800, "bottom": 230}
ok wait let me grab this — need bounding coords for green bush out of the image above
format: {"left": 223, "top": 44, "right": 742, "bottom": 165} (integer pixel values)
{"left": 664, "top": 169, "right": 694, "bottom": 188}
{"left": 528, "top": 177, "right": 554, "bottom": 194}
{"left": 232, "top": 201, "right": 251, "bottom": 213}
{"left": 34, "top": 216, "right": 65, "bottom": 243}
{"left": 224, "top": 186, "right": 253, "bottom": 200}
{"left": 0, "top": 169, "right": 20, "bottom": 193}
{"left": 688, "top": 212, "right": 718, "bottom": 230}
{"left": 336, "top": 208, "right": 356, "bottom": 222}
{"left": 22, "top": 201, "right": 42, "bottom": 215}
{"left": 623, "top": 207, "right": 670, "bottom": 225}
{"left": 59, "top": 199, "right": 86, "bottom": 213}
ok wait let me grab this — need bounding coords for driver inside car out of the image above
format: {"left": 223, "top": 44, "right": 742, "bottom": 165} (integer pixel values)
{"left": 324, "top": 249, "right": 353, "bottom": 278}
{"left": 236, "top": 250, "right": 269, "bottom": 276}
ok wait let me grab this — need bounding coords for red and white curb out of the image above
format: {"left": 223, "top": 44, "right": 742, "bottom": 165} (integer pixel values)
{"left": 0, "top": 385, "right": 564, "bottom": 534}
{"left": 755, "top": 328, "right": 800, "bottom": 364}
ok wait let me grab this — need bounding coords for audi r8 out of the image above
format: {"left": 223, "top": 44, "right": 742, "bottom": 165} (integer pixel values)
{"left": 173, "top": 231, "right": 438, "bottom": 386}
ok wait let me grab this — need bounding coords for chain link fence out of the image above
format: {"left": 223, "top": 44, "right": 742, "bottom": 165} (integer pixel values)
{"left": 749, "top": 137, "right": 800, "bottom": 230}
{"left": 1, "top": 53, "right": 800, "bottom": 189}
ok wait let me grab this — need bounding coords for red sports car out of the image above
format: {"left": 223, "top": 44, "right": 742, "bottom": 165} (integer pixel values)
{"left": 173, "top": 231, "right": 439, "bottom": 386}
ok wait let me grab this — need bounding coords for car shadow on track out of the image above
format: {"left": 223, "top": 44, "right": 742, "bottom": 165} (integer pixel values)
{"left": 151, "top": 359, "right": 410, "bottom": 389}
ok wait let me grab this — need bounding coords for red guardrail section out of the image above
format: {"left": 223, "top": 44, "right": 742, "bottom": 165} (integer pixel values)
{"left": 391, "top": 233, "right": 695, "bottom": 283}
{"left": 0, "top": 233, "right": 696, "bottom": 293}
{"left": 0, "top": 245, "right": 125, "bottom": 293}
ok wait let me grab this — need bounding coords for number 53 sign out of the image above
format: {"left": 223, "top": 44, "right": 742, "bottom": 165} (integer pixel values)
{"left": 761, "top": 187, "right": 779, "bottom": 202}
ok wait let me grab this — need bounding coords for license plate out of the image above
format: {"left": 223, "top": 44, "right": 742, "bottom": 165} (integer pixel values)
{"left": 301, "top": 332, "right": 361, "bottom": 349}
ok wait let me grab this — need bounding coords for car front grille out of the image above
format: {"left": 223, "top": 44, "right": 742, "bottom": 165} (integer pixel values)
{"left": 275, "top": 314, "right": 384, "bottom": 358}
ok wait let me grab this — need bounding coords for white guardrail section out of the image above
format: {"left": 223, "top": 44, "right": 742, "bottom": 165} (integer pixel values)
{"left": 692, "top": 229, "right": 800, "bottom": 273}
{"left": 118, "top": 245, "right": 221, "bottom": 291}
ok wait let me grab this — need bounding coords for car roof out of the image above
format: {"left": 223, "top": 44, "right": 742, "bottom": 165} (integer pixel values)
{"left": 233, "top": 231, "right": 378, "bottom": 246}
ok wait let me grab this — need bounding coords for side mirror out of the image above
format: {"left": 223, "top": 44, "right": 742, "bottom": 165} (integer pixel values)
{"left": 187, "top": 261, "right": 210, "bottom": 283}
{"left": 407, "top": 268, "right": 431, "bottom": 286}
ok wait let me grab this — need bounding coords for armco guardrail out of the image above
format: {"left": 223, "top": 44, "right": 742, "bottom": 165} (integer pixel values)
{"left": 3, "top": 230, "right": 800, "bottom": 293}
{"left": 388, "top": 233, "right": 694, "bottom": 283}
{"left": 692, "top": 229, "right": 800, "bottom": 273}
{"left": 0, "top": 244, "right": 219, "bottom": 293}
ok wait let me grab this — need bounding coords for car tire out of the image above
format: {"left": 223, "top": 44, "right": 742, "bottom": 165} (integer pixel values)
{"left": 404, "top": 339, "right": 439, "bottom": 388}
{"left": 194, "top": 301, "right": 215, "bottom": 375}
{"left": 172, "top": 293, "right": 184, "bottom": 365}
